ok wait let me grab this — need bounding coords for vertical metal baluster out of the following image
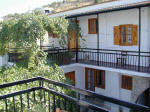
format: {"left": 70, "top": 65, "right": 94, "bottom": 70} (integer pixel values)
{"left": 58, "top": 97, "right": 60, "bottom": 109}
{"left": 70, "top": 102, "right": 73, "bottom": 112}
{"left": 44, "top": 90, "right": 46, "bottom": 104}
{"left": 27, "top": 93, "right": 30, "bottom": 109}
{"left": 20, "top": 95, "right": 23, "bottom": 112}
{"left": 64, "top": 99, "right": 66, "bottom": 111}
{"left": 33, "top": 90, "right": 36, "bottom": 102}
{"left": 53, "top": 95, "right": 55, "bottom": 112}
{"left": 5, "top": 99, "right": 8, "bottom": 112}
{"left": 48, "top": 92, "right": 50, "bottom": 112}
{"left": 13, "top": 96, "right": 16, "bottom": 112}
{"left": 77, "top": 93, "right": 80, "bottom": 112}
{"left": 39, "top": 80, "right": 42, "bottom": 103}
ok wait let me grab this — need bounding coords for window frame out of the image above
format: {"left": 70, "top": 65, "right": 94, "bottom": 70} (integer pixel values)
{"left": 120, "top": 24, "right": 133, "bottom": 46}
{"left": 88, "top": 18, "right": 98, "bottom": 34}
{"left": 114, "top": 24, "right": 138, "bottom": 46}
{"left": 121, "top": 75, "right": 133, "bottom": 90}
{"left": 96, "top": 70, "right": 105, "bottom": 89}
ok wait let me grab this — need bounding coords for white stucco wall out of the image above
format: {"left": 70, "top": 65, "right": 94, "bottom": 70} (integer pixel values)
{"left": 63, "top": 65, "right": 85, "bottom": 89}
{"left": 41, "top": 32, "right": 60, "bottom": 47}
{"left": 78, "top": 8, "right": 149, "bottom": 51}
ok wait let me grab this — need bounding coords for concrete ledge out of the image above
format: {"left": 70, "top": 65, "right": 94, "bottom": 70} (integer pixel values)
{"left": 61, "top": 63, "right": 150, "bottom": 78}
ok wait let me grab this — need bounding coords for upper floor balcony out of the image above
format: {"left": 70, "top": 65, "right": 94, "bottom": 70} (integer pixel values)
{"left": 44, "top": 47, "right": 150, "bottom": 73}
{"left": 8, "top": 47, "right": 150, "bottom": 73}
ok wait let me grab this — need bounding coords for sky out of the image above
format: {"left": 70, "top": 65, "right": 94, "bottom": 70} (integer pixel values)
{"left": 0, "top": 0, "right": 62, "bottom": 18}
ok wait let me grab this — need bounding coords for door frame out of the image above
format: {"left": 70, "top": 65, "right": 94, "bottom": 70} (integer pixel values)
{"left": 68, "top": 20, "right": 80, "bottom": 49}
{"left": 85, "top": 68, "right": 96, "bottom": 91}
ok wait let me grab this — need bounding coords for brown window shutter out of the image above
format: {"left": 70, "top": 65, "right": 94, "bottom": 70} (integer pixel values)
{"left": 114, "top": 26, "right": 120, "bottom": 45}
{"left": 132, "top": 25, "right": 138, "bottom": 45}
{"left": 85, "top": 68, "right": 88, "bottom": 89}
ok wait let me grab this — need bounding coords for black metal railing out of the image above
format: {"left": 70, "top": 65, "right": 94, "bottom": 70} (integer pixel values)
{"left": 8, "top": 47, "right": 150, "bottom": 73}
{"left": 0, "top": 77, "right": 150, "bottom": 112}
{"left": 45, "top": 47, "right": 150, "bottom": 73}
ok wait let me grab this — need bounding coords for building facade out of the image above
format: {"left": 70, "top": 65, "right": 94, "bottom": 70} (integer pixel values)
{"left": 47, "top": 0, "right": 150, "bottom": 111}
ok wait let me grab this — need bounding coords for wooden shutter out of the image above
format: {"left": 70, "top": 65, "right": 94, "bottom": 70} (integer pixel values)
{"left": 94, "top": 69, "right": 97, "bottom": 88}
{"left": 132, "top": 25, "right": 138, "bottom": 45}
{"left": 122, "top": 75, "right": 132, "bottom": 90}
{"left": 85, "top": 68, "right": 88, "bottom": 89}
{"left": 65, "top": 71, "right": 75, "bottom": 86}
{"left": 88, "top": 18, "right": 97, "bottom": 34}
{"left": 114, "top": 26, "right": 121, "bottom": 45}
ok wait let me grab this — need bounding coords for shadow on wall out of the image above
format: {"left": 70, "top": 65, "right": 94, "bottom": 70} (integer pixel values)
{"left": 136, "top": 88, "right": 150, "bottom": 107}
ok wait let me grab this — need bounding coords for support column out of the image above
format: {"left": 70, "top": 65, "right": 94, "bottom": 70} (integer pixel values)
{"left": 75, "top": 17, "right": 78, "bottom": 63}
{"left": 138, "top": 8, "right": 141, "bottom": 71}
{"left": 97, "top": 14, "right": 100, "bottom": 65}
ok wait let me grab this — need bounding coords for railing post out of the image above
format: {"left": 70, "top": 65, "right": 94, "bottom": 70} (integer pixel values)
{"left": 76, "top": 48, "right": 78, "bottom": 63}
{"left": 75, "top": 17, "right": 78, "bottom": 63}
{"left": 39, "top": 77, "right": 43, "bottom": 103}
{"left": 138, "top": 7, "right": 141, "bottom": 72}
{"left": 77, "top": 93, "right": 80, "bottom": 112}
{"left": 97, "top": 14, "right": 100, "bottom": 66}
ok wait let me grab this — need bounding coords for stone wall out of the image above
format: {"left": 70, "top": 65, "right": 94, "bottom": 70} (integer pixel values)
{"left": 131, "top": 76, "right": 150, "bottom": 102}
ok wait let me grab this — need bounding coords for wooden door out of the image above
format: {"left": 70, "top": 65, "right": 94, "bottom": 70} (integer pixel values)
{"left": 68, "top": 20, "right": 80, "bottom": 49}
{"left": 85, "top": 68, "right": 96, "bottom": 91}
{"left": 65, "top": 71, "right": 75, "bottom": 86}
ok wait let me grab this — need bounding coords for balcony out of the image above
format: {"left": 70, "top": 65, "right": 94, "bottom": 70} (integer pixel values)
{"left": 0, "top": 77, "right": 149, "bottom": 112}
{"left": 45, "top": 48, "right": 150, "bottom": 73}
{"left": 8, "top": 47, "right": 150, "bottom": 73}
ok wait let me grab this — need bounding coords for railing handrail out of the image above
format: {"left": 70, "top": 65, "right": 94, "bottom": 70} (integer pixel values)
{"left": 0, "top": 76, "right": 149, "bottom": 111}
{"left": 0, "top": 86, "right": 109, "bottom": 112}
{"left": 39, "top": 46, "right": 150, "bottom": 54}
{"left": 0, "top": 77, "right": 41, "bottom": 89}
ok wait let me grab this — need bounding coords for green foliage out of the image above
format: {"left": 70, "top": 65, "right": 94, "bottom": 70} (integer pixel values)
{"left": 0, "top": 64, "right": 69, "bottom": 94}
{"left": 0, "top": 64, "right": 72, "bottom": 111}
{"left": 0, "top": 9, "right": 81, "bottom": 112}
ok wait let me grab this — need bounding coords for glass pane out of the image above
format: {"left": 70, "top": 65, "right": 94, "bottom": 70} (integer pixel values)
{"left": 91, "top": 71, "right": 94, "bottom": 91}
{"left": 90, "top": 20, "right": 94, "bottom": 33}
{"left": 88, "top": 70, "right": 91, "bottom": 89}
{"left": 121, "top": 26, "right": 126, "bottom": 43}
{"left": 98, "top": 71, "right": 104, "bottom": 86}
{"left": 128, "top": 27, "right": 132, "bottom": 44}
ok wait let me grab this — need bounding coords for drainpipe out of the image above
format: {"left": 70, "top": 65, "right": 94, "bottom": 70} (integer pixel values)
{"left": 75, "top": 17, "right": 78, "bottom": 63}
{"left": 97, "top": 14, "right": 100, "bottom": 65}
{"left": 138, "top": 7, "right": 141, "bottom": 71}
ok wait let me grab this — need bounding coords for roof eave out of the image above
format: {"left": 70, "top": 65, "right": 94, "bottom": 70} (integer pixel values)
{"left": 66, "top": 2, "right": 150, "bottom": 19}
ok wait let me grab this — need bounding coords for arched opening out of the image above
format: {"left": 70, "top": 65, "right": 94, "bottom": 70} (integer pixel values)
{"left": 136, "top": 88, "right": 150, "bottom": 107}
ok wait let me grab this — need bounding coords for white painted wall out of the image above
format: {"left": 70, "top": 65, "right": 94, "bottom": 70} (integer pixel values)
{"left": 77, "top": 8, "right": 150, "bottom": 67}
{"left": 41, "top": 32, "right": 60, "bottom": 47}
{"left": 79, "top": 8, "right": 150, "bottom": 51}
{"left": 62, "top": 65, "right": 85, "bottom": 89}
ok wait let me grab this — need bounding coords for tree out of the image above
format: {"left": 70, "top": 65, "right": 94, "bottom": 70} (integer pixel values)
{"left": 0, "top": 13, "right": 70, "bottom": 68}
{"left": 0, "top": 13, "right": 74, "bottom": 111}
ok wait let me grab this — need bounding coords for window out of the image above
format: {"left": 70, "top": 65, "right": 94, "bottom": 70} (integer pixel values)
{"left": 85, "top": 68, "right": 105, "bottom": 91}
{"left": 88, "top": 18, "right": 97, "bottom": 34}
{"left": 96, "top": 70, "right": 105, "bottom": 89}
{"left": 114, "top": 24, "right": 138, "bottom": 46}
{"left": 122, "top": 75, "right": 132, "bottom": 90}
{"left": 65, "top": 71, "right": 75, "bottom": 86}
